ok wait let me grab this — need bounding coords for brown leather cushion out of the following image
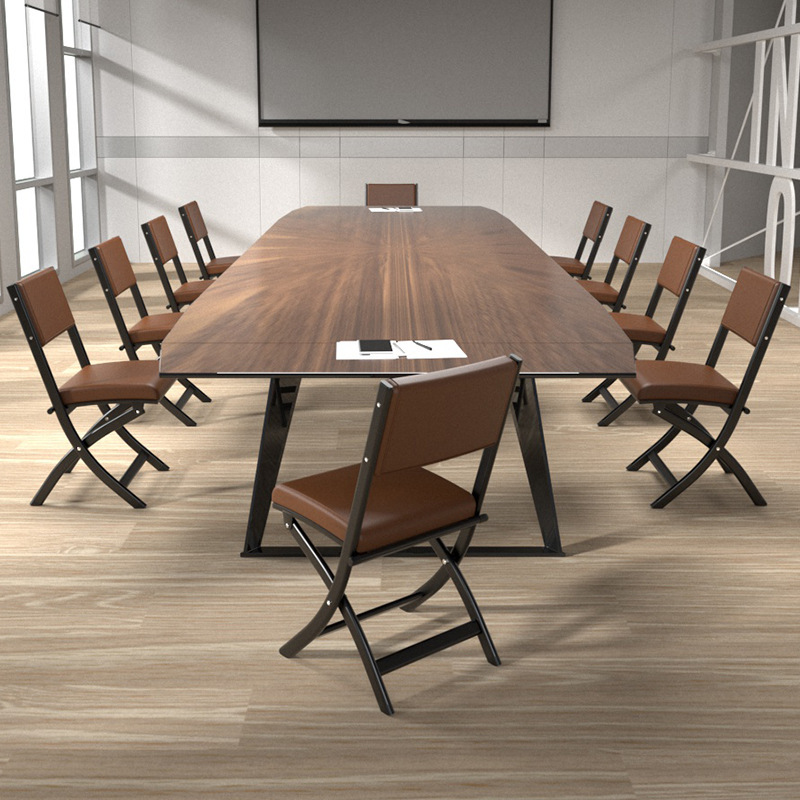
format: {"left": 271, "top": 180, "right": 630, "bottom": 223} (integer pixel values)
{"left": 614, "top": 216, "right": 647, "bottom": 264}
{"left": 59, "top": 361, "right": 174, "bottom": 406}
{"left": 145, "top": 216, "right": 179, "bottom": 263}
{"left": 273, "top": 464, "right": 476, "bottom": 553}
{"left": 721, "top": 268, "right": 781, "bottom": 345}
{"left": 580, "top": 280, "right": 619, "bottom": 305}
{"left": 658, "top": 236, "right": 699, "bottom": 297}
{"left": 621, "top": 360, "right": 739, "bottom": 406}
{"left": 94, "top": 236, "right": 137, "bottom": 297}
{"left": 128, "top": 312, "right": 182, "bottom": 344}
{"left": 14, "top": 267, "right": 75, "bottom": 345}
{"left": 174, "top": 280, "right": 211, "bottom": 305}
{"left": 610, "top": 312, "right": 666, "bottom": 345}
{"left": 206, "top": 256, "right": 237, "bottom": 275}
{"left": 553, "top": 256, "right": 586, "bottom": 276}
{"left": 366, "top": 183, "right": 418, "bottom": 206}
{"left": 584, "top": 201, "right": 610, "bottom": 241}
{"left": 182, "top": 201, "right": 208, "bottom": 240}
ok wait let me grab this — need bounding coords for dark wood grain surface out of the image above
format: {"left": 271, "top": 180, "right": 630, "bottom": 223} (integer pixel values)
{"left": 159, "top": 206, "right": 634, "bottom": 378}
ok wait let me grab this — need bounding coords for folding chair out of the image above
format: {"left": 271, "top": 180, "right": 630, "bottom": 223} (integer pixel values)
{"left": 365, "top": 183, "right": 418, "bottom": 206}
{"left": 579, "top": 215, "right": 651, "bottom": 311}
{"left": 141, "top": 215, "right": 212, "bottom": 312}
{"left": 178, "top": 201, "right": 239, "bottom": 280}
{"left": 89, "top": 235, "right": 212, "bottom": 427}
{"left": 551, "top": 201, "right": 613, "bottom": 279}
{"left": 9, "top": 267, "right": 174, "bottom": 508}
{"left": 272, "top": 355, "right": 521, "bottom": 715}
{"left": 583, "top": 236, "right": 705, "bottom": 426}
{"left": 621, "top": 268, "right": 788, "bottom": 508}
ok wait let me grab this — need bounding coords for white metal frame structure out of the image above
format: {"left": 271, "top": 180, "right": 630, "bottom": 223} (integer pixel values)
{"left": 691, "top": 0, "right": 800, "bottom": 327}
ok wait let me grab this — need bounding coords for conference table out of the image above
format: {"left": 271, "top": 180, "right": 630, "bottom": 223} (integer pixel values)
{"left": 160, "top": 206, "right": 635, "bottom": 557}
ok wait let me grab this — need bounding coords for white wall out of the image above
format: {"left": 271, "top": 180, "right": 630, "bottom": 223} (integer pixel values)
{"left": 94, "top": 0, "right": 716, "bottom": 266}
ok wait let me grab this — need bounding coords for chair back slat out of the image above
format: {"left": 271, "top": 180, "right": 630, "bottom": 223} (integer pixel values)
{"left": 13, "top": 267, "right": 75, "bottom": 345}
{"left": 657, "top": 237, "right": 702, "bottom": 297}
{"left": 373, "top": 356, "right": 520, "bottom": 476}
{"left": 182, "top": 200, "right": 208, "bottom": 241}
{"left": 721, "top": 268, "right": 782, "bottom": 345}
{"left": 93, "top": 236, "right": 136, "bottom": 297}
{"left": 366, "top": 183, "right": 418, "bottom": 206}
{"left": 583, "top": 201, "right": 611, "bottom": 242}
{"left": 614, "top": 216, "right": 649, "bottom": 264}
{"left": 144, "top": 215, "right": 179, "bottom": 263}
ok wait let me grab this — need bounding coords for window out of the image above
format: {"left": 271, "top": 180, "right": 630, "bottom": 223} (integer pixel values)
{"left": 1, "top": 0, "right": 98, "bottom": 293}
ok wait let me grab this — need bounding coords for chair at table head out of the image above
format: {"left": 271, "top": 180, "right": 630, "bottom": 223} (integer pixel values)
{"left": 271, "top": 355, "right": 522, "bottom": 715}
{"left": 365, "top": 183, "right": 418, "bottom": 206}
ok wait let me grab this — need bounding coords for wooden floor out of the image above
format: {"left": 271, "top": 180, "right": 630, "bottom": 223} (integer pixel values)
{"left": 1, "top": 259, "right": 799, "bottom": 799}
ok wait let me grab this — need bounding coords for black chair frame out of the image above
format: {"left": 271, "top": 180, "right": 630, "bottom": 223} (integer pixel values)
{"left": 586, "top": 242, "right": 706, "bottom": 426}
{"left": 273, "top": 356, "right": 521, "bottom": 715}
{"left": 9, "top": 281, "right": 169, "bottom": 509}
{"left": 178, "top": 203, "right": 221, "bottom": 281}
{"left": 595, "top": 221, "right": 651, "bottom": 312}
{"left": 628, "top": 278, "right": 788, "bottom": 508}
{"left": 141, "top": 220, "right": 197, "bottom": 312}
{"left": 89, "top": 244, "right": 211, "bottom": 427}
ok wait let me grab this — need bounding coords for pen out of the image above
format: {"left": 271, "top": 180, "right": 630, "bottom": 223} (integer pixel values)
{"left": 412, "top": 340, "right": 433, "bottom": 350}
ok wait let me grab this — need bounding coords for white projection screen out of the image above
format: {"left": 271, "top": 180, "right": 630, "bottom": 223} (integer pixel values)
{"left": 257, "top": 0, "right": 553, "bottom": 126}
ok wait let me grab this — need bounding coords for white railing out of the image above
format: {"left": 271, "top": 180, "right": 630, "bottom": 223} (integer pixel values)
{"left": 689, "top": 0, "right": 800, "bottom": 325}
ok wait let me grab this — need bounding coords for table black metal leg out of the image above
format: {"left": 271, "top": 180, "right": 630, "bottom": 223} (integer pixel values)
{"left": 511, "top": 377, "right": 564, "bottom": 555}
{"left": 241, "top": 377, "right": 301, "bottom": 555}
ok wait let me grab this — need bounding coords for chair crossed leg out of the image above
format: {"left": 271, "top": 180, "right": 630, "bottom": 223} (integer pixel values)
{"left": 628, "top": 401, "right": 763, "bottom": 509}
{"left": 34, "top": 402, "right": 169, "bottom": 508}
{"left": 279, "top": 515, "right": 500, "bottom": 716}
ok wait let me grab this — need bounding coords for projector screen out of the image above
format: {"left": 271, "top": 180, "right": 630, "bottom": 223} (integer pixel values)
{"left": 257, "top": 0, "right": 553, "bottom": 127}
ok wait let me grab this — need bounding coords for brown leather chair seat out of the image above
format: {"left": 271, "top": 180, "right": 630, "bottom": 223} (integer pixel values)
{"left": 206, "top": 256, "right": 237, "bottom": 275}
{"left": 622, "top": 360, "right": 738, "bottom": 406}
{"left": 273, "top": 464, "right": 476, "bottom": 553}
{"left": 580, "top": 279, "right": 619, "bottom": 305}
{"left": 173, "top": 279, "right": 211, "bottom": 305}
{"left": 552, "top": 256, "right": 585, "bottom": 276}
{"left": 610, "top": 311, "right": 666, "bottom": 344}
{"left": 128, "top": 312, "right": 182, "bottom": 344}
{"left": 59, "top": 361, "right": 174, "bottom": 405}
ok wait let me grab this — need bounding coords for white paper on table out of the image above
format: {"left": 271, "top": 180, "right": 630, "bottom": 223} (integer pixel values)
{"left": 335, "top": 339, "right": 467, "bottom": 360}
{"left": 367, "top": 206, "right": 423, "bottom": 213}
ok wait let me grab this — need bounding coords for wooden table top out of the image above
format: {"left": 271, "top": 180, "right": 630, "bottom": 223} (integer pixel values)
{"left": 159, "top": 206, "right": 635, "bottom": 378}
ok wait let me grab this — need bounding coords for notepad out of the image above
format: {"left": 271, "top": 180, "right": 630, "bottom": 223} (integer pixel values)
{"left": 336, "top": 339, "right": 467, "bottom": 360}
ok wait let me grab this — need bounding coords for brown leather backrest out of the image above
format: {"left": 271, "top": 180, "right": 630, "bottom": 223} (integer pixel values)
{"left": 373, "top": 356, "right": 519, "bottom": 476}
{"left": 657, "top": 236, "right": 700, "bottom": 296}
{"left": 614, "top": 216, "right": 647, "bottom": 264}
{"left": 14, "top": 267, "right": 75, "bottom": 345}
{"left": 182, "top": 201, "right": 208, "bottom": 240}
{"left": 366, "top": 183, "right": 418, "bottom": 206}
{"left": 721, "top": 268, "right": 782, "bottom": 345}
{"left": 583, "top": 201, "right": 610, "bottom": 242}
{"left": 144, "top": 215, "right": 178, "bottom": 263}
{"left": 94, "top": 236, "right": 136, "bottom": 297}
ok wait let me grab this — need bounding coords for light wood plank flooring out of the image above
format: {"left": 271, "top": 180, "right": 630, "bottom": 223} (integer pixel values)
{"left": 0, "top": 259, "right": 798, "bottom": 799}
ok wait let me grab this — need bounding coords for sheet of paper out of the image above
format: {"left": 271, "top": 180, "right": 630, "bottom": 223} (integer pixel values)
{"left": 336, "top": 339, "right": 467, "bottom": 360}
{"left": 367, "top": 206, "right": 423, "bottom": 213}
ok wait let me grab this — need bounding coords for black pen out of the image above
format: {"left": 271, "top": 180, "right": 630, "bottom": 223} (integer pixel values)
{"left": 412, "top": 340, "right": 433, "bottom": 350}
